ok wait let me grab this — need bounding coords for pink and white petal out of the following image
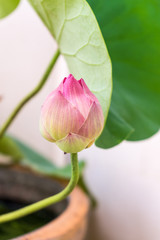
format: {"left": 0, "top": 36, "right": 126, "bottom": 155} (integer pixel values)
{"left": 42, "top": 81, "right": 64, "bottom": 108}
{"left": 56, "top": 133, "right": 91, "bottom": 153}
{"left": 39, "top": 117, "right": 55, "bottom": 142}
{"left": 63, "top": 74, "right": 92, "bottom": 118}
{"left": 78, "top": 78, "right": 99, "bottom": 103}
{"left": 78, "top": 102, "right": 104, "bottom": 139}
{"left": 41, "top": 91, "right": 85, "bottom": 140}
{"left": 86, "top": 139, "right": 95, "bottom": 148}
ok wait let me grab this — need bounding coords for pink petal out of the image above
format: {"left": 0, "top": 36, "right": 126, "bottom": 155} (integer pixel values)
{"left": 78, "top": 102, "right": 104, "bottom": 139}
{"left": 56, "top": 133, "right": 91, "bottom": 153}
{"left": 62, "top": 74, "right": 92, "bottom": 118}
{"left": 39, "top": 117, "right": 55, "bottom": 142}
{"left": 41, "top": 91, "right": 85, "bottom": 140}
{"left": 42, "top": 81, "right": 64, "bottom": 106}
{"left": 86, "top": 139, "right": 95, "bottom": 148}
{"left": 78, "top": 78, "right": 99, "bottom": 103}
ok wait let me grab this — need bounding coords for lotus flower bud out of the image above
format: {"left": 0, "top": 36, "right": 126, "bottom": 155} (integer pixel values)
{"left": 40, "top": 74, "right": 104, "bottom": 153}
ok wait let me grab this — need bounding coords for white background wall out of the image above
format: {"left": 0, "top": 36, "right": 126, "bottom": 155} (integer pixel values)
{"left": 0, "top": 1, "right": 160, "bottom": 240}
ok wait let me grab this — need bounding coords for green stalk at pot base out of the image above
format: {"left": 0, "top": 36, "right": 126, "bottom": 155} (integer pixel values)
{"left": 0, "top": 153, "right": 79, "bottom": 224}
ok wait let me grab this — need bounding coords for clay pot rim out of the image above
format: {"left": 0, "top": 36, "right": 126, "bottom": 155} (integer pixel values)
{"left": 15, "top": 187, "right": 89, "bottom": 240}
{"left": 3, "top": 167, "right": 90, "bottom": 240}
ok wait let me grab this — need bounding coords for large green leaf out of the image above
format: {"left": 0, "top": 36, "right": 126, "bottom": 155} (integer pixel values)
{"left": 86, "top": 0, "right": 160, "bottom": 148}
{"left": 0, "top": 0, "right": 20, "bottom": 19}
{"left": 28, "top": 0, "right": 112, "bottom": 119}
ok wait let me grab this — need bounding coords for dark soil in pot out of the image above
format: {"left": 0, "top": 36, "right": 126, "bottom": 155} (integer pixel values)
{"left": 0, "top": 166, "right": 68, "bottom": 240}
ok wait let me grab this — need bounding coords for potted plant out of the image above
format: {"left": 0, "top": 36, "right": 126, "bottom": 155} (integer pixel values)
{"left": 0, "top": 0, "right": 159, "bottom": 239}
{"left": 0, "top": 163, "right": 90, "bottom": 240}
{"left": 0, "top": 131, "right": 92, "bottom": 240}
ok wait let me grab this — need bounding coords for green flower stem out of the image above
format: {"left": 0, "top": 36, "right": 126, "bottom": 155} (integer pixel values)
{"left": 0, "top": 49, "right": 60, "bottom": 139}
{"left": 0, "top": 153, "right": 79, "bottom": 224}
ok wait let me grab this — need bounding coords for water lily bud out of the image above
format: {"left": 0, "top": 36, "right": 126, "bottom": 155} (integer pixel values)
{"left": 40, "top": 74, "right": 104, "bottom": 153}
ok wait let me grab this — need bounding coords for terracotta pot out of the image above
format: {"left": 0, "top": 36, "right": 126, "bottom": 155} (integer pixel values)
{"left": 0, "top": 166, "right": 90, "bottom": 240}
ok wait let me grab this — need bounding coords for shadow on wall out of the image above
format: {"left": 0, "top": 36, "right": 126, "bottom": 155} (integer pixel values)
{"left": 86, "top": 211, "right": 111, "bottom": 240}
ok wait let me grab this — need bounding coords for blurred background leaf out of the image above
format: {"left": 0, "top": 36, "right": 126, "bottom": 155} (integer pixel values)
{"left": 0, "top": 136, "right": 23, "bottom": 162}
{"left": 11, "top": 136, "right": 85, "bottom": 179}
{"left": 10, "top": 136, "right": 96, "bottom": 206}
{"left": 0, "top": 0, "right": 20, "bottom": 19}
{"left": 86, "top": 0, "right": 160, "bottom": 148}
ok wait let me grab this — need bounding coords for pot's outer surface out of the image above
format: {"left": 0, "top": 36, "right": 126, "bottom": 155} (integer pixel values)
{"left": 0, "top": 167, "right": 90, "bottom": 240}
{"left": 16, "top": 188, "right": 89, "bottom": 240}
